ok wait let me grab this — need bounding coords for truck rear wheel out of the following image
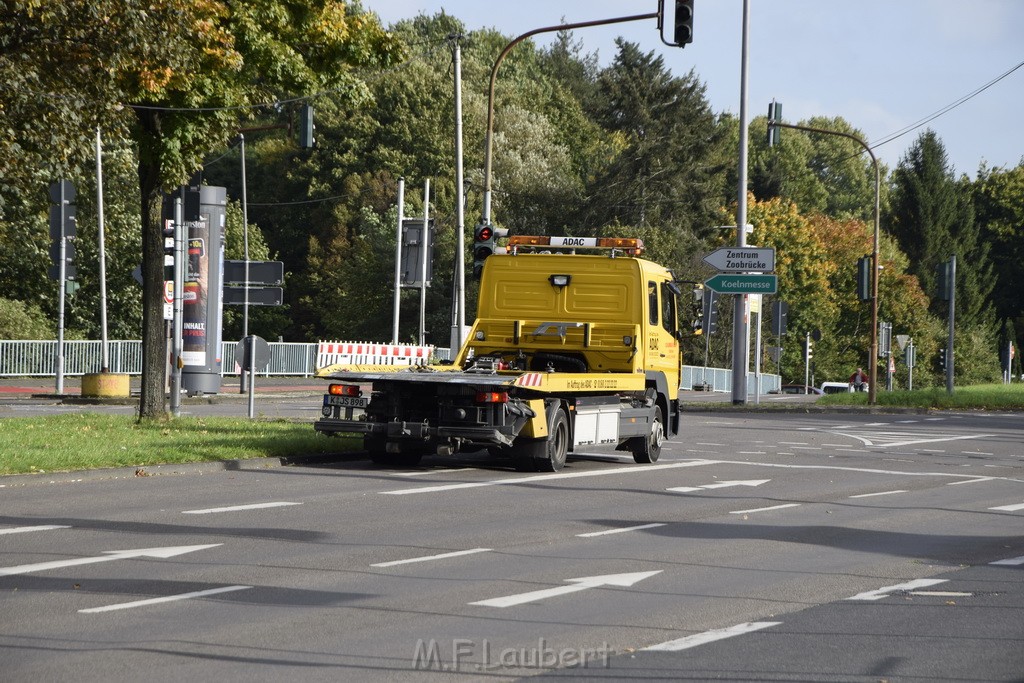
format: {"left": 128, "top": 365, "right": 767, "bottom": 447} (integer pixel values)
{"left": 630, "top": 404, "right": 664, "bottom": 463}
{"left": 534, "top": 406, "right": 569, "bottom": 472}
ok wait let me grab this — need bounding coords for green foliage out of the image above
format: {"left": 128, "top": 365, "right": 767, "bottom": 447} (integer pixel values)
{"left": 0, "top": 298, "right": 51, "bottom": 339}
{"left": 974, "top": 160, "right": 1024, "bottom": 350}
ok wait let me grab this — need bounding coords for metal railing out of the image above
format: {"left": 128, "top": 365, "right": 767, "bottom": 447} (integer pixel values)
{"left": 0, "top": 340, "right": 778, "bottom": 393}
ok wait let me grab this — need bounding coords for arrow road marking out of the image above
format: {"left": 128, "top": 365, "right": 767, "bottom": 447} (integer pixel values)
{"left": 643, "top": 621, "right": 782, "bottom": 652}
{"left": 79, "top": 585, "right": 252, "bottom": 613}
{"left": 469, "top": 570, "right": 662, "bottom": 608}
{"left": 668, "top": 479, "right": 771, "bottom": 494}
{"left": 990, "top": 502, "right": 1024, "bottom": 512}
{"left": 847, "top": 578, "right": 947, "bottom": 601}
{"left": 0, "top": 544, "right": 222, "bottom": 577}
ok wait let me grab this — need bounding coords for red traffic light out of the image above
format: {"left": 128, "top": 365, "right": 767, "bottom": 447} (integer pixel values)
{"left": 476, "top": 225, "right": 493, "bottom": 242}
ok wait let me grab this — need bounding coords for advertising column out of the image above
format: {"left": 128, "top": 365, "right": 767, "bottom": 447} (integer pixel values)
{"left": 180, "top": 185, "right": 226, "bottom": 394}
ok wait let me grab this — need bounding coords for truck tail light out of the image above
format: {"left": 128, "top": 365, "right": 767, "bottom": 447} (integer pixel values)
{"left": 475, "top": 391, "right": 508, "bottom": 404}
{"left": 328, "top": 383, "right": 361, "bottom": 397}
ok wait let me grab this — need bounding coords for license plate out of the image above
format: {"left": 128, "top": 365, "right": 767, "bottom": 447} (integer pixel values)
{"left": 324, "top": 395, "right": 368, "bottom": 409}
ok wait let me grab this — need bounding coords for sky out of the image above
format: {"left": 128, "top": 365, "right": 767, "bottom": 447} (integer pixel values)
{"left": 362, "top": 0, "right": 1024, "bottom": 179}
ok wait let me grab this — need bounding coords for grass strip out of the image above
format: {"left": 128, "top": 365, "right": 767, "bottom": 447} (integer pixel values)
{"left": 818, "top": 382, "right": 1024, "bottom": 410}
{"left": 0, "top": 414, "right": 358, "bottom": 476}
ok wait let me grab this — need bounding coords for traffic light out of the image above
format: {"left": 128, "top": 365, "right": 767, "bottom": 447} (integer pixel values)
{"left": 936, "top": 259, "right": 952, "bottom": 301}
{"left": 805, "top": 337, "right": 814, "bottom": 361}
{"left": 704, "top": 288, "right": 719, "bottom": 336}
{"left": 856, "top": 256, "right": 871, "bottom": 301}
{"left": 299, "top": 103, "right": 314, "bottom": 148}
{"left": 473, "top": 224, "right": 507, "bottom": 278}
{"left": 938, "top": 347, "right": 946, "bottom": 370}
{"left": 691, "top": 285, "right": 704, "bottom": 334}
{"left": 767, "top": 101, "right": 781, "bottom": 147}
{"left": 673, "top": 0, "right": 694, "bottom": 46}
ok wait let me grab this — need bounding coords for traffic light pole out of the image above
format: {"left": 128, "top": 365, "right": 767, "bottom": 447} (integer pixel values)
{"left": 767, "top": 118, "right": 881, "bottom": 405}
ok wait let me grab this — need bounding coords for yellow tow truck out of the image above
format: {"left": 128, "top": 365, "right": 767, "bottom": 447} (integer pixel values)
{"left": 314, "top": 235, "right": 685, "bottom": 471}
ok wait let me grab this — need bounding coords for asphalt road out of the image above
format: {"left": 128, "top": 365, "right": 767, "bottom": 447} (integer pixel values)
{"left": 2, "top": 403, "right": 1022, "bottom": 681}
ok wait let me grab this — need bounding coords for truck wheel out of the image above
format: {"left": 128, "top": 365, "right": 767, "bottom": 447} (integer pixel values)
{"left": 631, "top": 404, "right": 664, "bottom": 463}
{"left": 534, "top": 406, "right": 569, "bottom": 472}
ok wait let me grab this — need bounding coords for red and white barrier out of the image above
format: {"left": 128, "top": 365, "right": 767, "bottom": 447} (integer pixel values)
{"left": 316, "top": 341, "right": 434, "bottom": 370}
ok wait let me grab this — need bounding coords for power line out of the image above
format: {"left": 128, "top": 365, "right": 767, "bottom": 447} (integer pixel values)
{"left": 869, "top": 59, "right": 1024, "bottom": 152}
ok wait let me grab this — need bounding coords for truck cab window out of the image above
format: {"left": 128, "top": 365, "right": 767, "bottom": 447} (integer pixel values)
{"left": 648, "top": 281, "right": 659, "bottom": 326}
{"left": 661, "top": 282, "right": 678, "bottom": 334}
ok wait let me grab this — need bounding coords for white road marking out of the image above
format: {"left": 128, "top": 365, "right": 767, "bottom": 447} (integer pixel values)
{"left": 848, "top": 579, "right": 946, "bottom": 601}
{"left": 990, "top": 555, "right": 1024, "bottom": 566}
{"left": 371, "top": 548, "right": 492, "bottom": 567}
{"left": 0, "top": 525, "right": 70, "bottom": 536}
{"left": 849, "top": 490, "right": 908, "bottom": 498}
{"left": 643, "top": 621, "right": 781, "bottom": 652}
{"left": 729, "top": 503, "right": 801, "bottom": 515}
{"left": 79, "top": 585, "right": 252, "bottom": 613}
{"left": 382, "top": 460, "right": 718, "bottom": 495}
{"left": 865, "top": 422, "right": 888, "bottom": 427}
{"left": 0, "top": 544, "right": 222, "bottom": 577}
{"left": 469, "top": 570, "right": 662, "bottom": 608}
{"left": 708, "top": 458, "right": 1017, "bottom": 484}
{"left": 779, "top": 442, "right": 809, "bottom": 445}
{"left": 908, "top": 591, "right": 972, "bottom": 597}
{"left": 182, "top": 502, "right": 302, "bottom": 514}
{"left": 989, "top": 502, "right": 1024, "bottom": 512}
{"left": 947, "top": 477, "right": 996, "bottom": 485}
{"left": 576, "top": 523, "right": 666, "bottom": 538}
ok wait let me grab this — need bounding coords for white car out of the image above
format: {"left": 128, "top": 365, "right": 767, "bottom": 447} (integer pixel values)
{"left": 820, "top": 381, "right": 869, "bottom": 394}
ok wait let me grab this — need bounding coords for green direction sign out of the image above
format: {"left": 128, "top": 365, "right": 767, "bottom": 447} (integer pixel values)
{"left": 705, "top": 273, "right": 778, "bottom": 295}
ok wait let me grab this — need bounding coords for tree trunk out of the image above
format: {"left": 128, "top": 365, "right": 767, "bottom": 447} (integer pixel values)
{"left": 137, "top": 111, "right": 168, "bottom": 420}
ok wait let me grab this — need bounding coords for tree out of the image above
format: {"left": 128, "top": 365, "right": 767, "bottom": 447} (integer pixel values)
{"left": 974, "top": 160, "right": 1024, "bottom": 350}
{"left": 749, "top": 115, "right": 883, "bottom": 221}
{"left": 583, "top": 39, "right": 729, "bottom": 268}
{"left": 887, "top": 131, "right": 991, "bottom": 319}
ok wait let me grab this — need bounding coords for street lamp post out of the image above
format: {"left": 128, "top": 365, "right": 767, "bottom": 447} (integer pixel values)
{"left": 766, "top": 117, "right": 881, "bottom": 405}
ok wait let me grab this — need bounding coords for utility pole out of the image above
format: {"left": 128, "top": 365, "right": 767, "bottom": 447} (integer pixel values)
{"left": 451, "top": 35, "right": 467, "bottom": 353}
{"left": 731, "top": 0, "right": 753, "bottom": 404}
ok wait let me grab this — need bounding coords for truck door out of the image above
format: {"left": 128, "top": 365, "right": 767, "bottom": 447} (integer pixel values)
{"left": 646, "top": 279, "right": 681, "bottom": 398}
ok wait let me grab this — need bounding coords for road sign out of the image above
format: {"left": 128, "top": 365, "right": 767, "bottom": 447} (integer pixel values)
{"left": 223, "top": 286, "right": 283, "bottom": 306}
{"left": 704, "top": 273, "right": 777, "bottom": 295}
{"left": 223, "top": 260, "right": 284, "bottom": 286}
{"left": 702, "top": 247, "right": 775, "bottom": 272}
{"left": 236, "top": 335, "right": 271, "bottom": 371}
